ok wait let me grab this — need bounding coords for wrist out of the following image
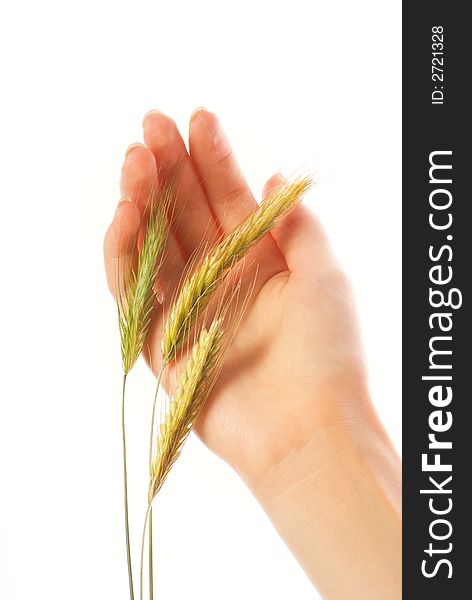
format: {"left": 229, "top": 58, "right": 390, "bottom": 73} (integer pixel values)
{"left": 247, "top": 395, "right": 401, "bottom": 599}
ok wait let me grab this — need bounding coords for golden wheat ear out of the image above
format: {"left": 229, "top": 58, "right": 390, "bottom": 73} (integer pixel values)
{"left": 148, "top": 317, "right": 225, "bottom": 501}
{"left": 161, "top": 176, "right": 312, "bottom": 364}
{"left": 118, "top": 183, "right": 173, "bottom": 374}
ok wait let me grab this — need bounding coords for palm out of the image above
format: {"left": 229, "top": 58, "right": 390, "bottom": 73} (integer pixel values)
{"left": 198, "top": 258, "right": 362, "bottom": 480}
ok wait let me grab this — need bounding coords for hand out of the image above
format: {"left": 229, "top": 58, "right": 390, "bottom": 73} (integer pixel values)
{"left": 104, "top": 107, "right": 364, "bottom": 482}
{"left": 104, "top": 109, "right": 401, "bottom": 599}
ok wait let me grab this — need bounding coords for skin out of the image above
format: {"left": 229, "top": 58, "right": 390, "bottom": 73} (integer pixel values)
{"left": 104, "top": 108, "right": 401, "bottom": 600}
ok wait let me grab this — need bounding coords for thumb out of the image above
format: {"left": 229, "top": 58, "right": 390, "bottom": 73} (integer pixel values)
{"left": 264, "top": 173, "right": 336, "bottom": 274}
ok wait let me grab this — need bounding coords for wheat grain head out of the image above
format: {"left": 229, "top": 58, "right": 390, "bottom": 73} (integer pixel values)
{"left": 148, "top": 318, "right": 224, "bottom": 501}
{"left": 161, "top": 176, "right": 311, "bottom": 363}
{"left": 119, "top": 187, "right": 171, "bottom": 374}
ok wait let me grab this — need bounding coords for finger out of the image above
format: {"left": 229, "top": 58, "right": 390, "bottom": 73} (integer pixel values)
{"left": 189, "top": 109, "right": 285, "bottom": 284}
{"left": 143, "top": 110, "right": 219, "bottom": 259}
{"left": 104, "top": 143, "right": 157, "bottom": 301}
{"left": 262, "top": 172, "right": 335, "bottom": 275}
{"left": 121, "top": 142, "right": 186, "bottom": 300}
{"left": 262, "top": 172, "right": 286, "bottom": 199}
{"left": 189, "top": 108, "right": 260, "bottom": 232}
{"left": 104, "top": 198, "right": 141, "bottom": 298}
{"left": 120, "top": 144, "right": 157, "bottom": 214}
{"left": 271, "top": 200, "right": 336, "bottom": 275}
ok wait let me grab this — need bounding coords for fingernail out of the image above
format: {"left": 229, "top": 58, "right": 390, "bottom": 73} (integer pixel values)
{"left": 143, "top": 109, "right": 163, "bottom": 125}
{"left": 190, "top": 106, "right": 207, "bottom": 120}
{"left": 193, "top": 110, "right": 231, "bottom": 160}
{"left": 142, "top": 110, "right": 176, "bottom": 147}
{"left": 125, "top": 143, "right": 144, "bottom": 156}
{"left": 115, "top": 196, "right": 131, "bottom": 216}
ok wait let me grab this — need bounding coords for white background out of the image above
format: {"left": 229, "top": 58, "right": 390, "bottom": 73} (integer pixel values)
{"left": 0, "top": 1, "right": 401, "bottom": 598}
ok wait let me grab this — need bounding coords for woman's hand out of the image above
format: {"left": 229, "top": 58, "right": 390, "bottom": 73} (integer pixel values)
{"left": 104, "top": 109, "right": 401, "bottom": 599}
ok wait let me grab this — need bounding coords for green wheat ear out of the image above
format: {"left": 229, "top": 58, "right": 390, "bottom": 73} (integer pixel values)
{"left": 119, "top": 187, "right": 171, "bottom": 374}
{"left": 116, "top": 183, "right": 173, "bottom": 600}
{"left": 161, "top": 176, "right": 312, "bottom": 363}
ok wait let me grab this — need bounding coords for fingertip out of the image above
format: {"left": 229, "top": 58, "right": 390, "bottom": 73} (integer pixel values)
{"left": 189, "top": 107, "right": 220, "bottom": 138}
{"left": 125, "top": 142, "right": 145, "bottom": 156}
{"left": 262, "top": 172, "right": 286, "bottom": 199}
{"left": 189, "top": 108, "right": 232, "bottom": 167}
{"left": 108, "top": 198, "right": 141, "bottom": 255}
{"left": 190, "top": 106, "right": 208, "bottom": 121}
{"left": 143, "top": 110, "right": 178, "bottom": 150}
{"left": 121, "top": 144, "right": 155, "bottom": 173}
{"left": 143, "top": 109, "right": 163, "bottom": 124}
{"left": 120, "top": 144, "right": 156, "bottom": 210}
{"left": 114, "top": 197, "right": 141, "bottom": 231}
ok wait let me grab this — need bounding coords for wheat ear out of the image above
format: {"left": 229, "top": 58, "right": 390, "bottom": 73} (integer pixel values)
{"left": 119, "top": 189, "right": 170, "bottom": 374}
{"left": 139, "top": 318, "right": 225, "bottom": 600}
{"left": 116, "top": 186, "right": 170, "bottom": 600}
{"left": 150, "top": 318, "right": 224, "bottom": 500}
{"left": 161, "top": 176, "right": 311, "bottom": 363}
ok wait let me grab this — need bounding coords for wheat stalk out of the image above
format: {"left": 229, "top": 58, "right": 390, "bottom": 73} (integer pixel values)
{"left": 161, "top": 176, "right": 311, "bottom": 363}
{"left": 140, "top": 318, "right": 225, "bottom": 599}
{"left": 116, "top": 185, "right": 171, "bottom": 600}
{"left": 146, "top": 276, "right": 247, "bottom": 599}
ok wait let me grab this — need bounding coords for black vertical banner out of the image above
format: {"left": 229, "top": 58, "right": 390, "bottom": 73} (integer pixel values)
{"left": 403, "top": 3, "right": 471, "bottom": 597}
